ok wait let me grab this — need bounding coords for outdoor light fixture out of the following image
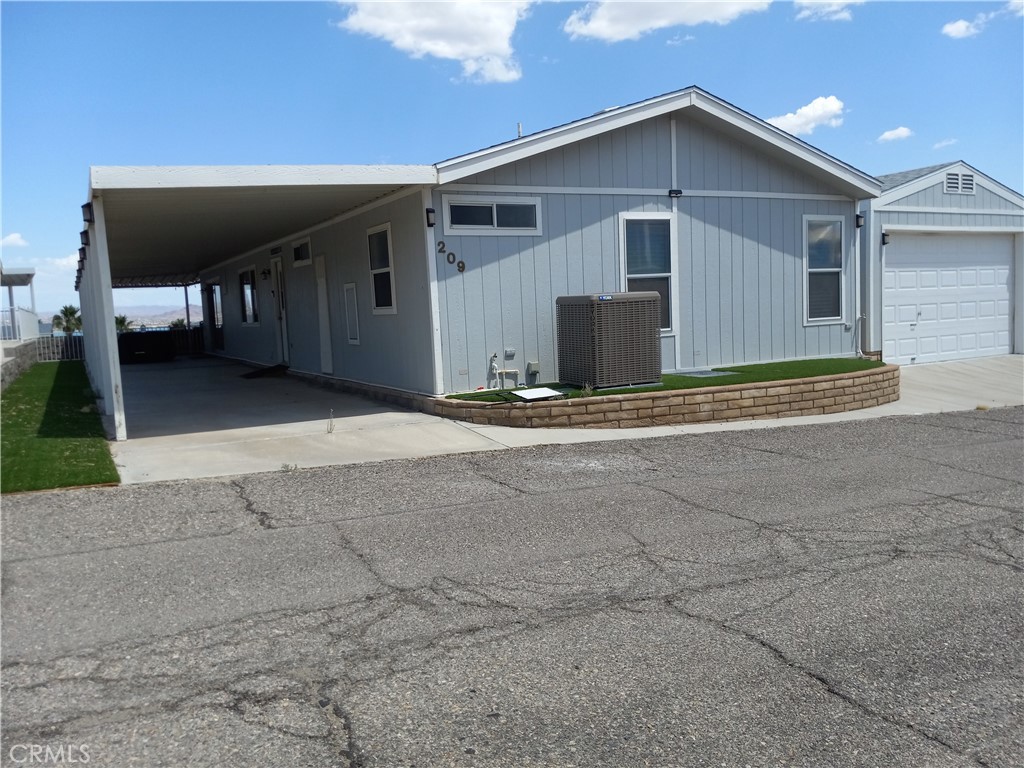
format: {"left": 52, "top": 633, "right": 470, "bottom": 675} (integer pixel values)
{"left": 82, "top": 202, "right": 95, "bottom": 223}
{"left": 881, "top": 232, "right": 891, "bottom": 246}
{"left": 78, "top": 247, "right": 86, "bottom": 261}
{"left": 80, "top": 230, "right": 90, "bottom": 246}
{"left": 260, "top": 268, "right": 271, "bottom": 280}
{"left": 425, "top": 208, "right": 436, "bottom": 227}
{"left": 856, "top": 214, "right": 865, "bottom": 228}
{"left": 668, "top": 189, "right": 683, "bottom": 198}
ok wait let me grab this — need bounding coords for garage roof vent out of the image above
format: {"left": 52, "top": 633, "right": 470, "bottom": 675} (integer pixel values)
{"left": 945, "top": 172, "right": 975, "bottom": 195}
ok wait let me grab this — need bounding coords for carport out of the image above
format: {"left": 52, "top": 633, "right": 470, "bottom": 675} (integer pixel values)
{"left": 78, "top": 165, "right": 437, "bottom": 440}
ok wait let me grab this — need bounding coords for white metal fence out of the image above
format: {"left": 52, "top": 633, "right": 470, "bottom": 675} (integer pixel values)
{"left": 35, "top": 335, "right": 84, "bottom": 362}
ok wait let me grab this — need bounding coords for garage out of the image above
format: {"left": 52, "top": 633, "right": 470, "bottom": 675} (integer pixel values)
{"left": 883, "top": 232, "right": 1014, "bottom": 364}
{"left": 861, "top": 161, "right": 1024, "bottom": 365}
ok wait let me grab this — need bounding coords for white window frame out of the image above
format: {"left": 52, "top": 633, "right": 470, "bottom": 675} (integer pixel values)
{"left": 343, "top": 282, "right": 360, "bottom": 345}
{"left": 291, "top": 236, "right": 312, "bottom": 268}
{"left": 944, "top": 172, "right": 976, "bottom": 195}
{"left": 618, "top": 212, "right": 676, "bottom": 333}
{"left": 238, "top": 266, "right": 260, "bottom": 325}
{"left": 802, "top": 214, "right": 845, "bottom": 326}
{"left": 367, "top": 223, "right": 397, "bottom": 315}
{"left": 441, "top": 194, "right": 543, "bottom": 236}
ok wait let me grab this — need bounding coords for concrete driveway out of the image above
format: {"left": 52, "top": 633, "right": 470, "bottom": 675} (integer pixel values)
{"left": 112, "top": 355, "right": 1024, "bottom": 483}
{"left": 3, "top": 408, "right": 1021, "bottom": 766}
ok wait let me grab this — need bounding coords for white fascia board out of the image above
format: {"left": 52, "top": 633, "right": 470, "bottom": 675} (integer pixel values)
{"left": 90, "top": 165, "right": 438, "bottom": 190}
{"left": 436, "top": 90, "right": 697, "bottom": 184}
{"left": 876, "top": 162, "right": 1024, "bottom": 208}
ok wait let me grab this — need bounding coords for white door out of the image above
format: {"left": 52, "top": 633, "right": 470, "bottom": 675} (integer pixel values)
{"left": 271, "top": 257, "right": 289, "bottom": 364}
{"left": 882, "top": 233, "right": 1013, "bottom": 364}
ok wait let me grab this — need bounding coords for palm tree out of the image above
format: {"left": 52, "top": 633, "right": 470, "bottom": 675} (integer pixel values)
{"left": 51, "top": 305, "right": 82, "bottom": 359}
{"left": 115, "top": 314, "right": 134, "bottom": 333}
{"left": 51, "top": 305, "right": 81, "bottom": 337}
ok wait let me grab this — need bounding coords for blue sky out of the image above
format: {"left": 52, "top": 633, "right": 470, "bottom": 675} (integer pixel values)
{"left": 2, "top": 0, "right": 1022, "bottom": 315}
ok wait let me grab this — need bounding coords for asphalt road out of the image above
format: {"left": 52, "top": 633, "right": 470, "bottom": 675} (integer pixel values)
{"left": 2, "top": 408, "right": 1021, "bottom": 767}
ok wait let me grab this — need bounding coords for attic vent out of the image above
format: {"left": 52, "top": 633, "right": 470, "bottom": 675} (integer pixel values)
{"left": 945, "top": 172, "right": 975, "bottom": 195}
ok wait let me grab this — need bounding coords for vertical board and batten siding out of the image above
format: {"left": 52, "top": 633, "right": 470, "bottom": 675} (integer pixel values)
{"left": 434, "top": 111, "right": 858, "bottom": 393}
{"left": 201, "top": 192, "right": 436, "bottom": 394}
{"left": 887, "top": 181, "right": 1021, "bottom": 211}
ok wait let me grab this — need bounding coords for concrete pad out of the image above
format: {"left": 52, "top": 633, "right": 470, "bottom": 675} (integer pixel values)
{"left": 110, "top": 355, "right": 1023, "bottom": 484}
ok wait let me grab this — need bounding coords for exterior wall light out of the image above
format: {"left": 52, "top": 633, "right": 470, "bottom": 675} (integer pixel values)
{"left": 856, "top": 214, "right": 865, "bottom": 228}
{"left": 668, "top": 189, "right": 683, "bottom": 198}
{"left": 881, "top": 232, "right": 891, "bottom": 246}
{"left": 260, "top": 268, "right": 271, "bottom": 280}
{"left": 82, "top": 202, "right": 95, "bottom": 223}
{"left": 80, "top": 230, "right": 90, "bottom": 246}
{"left": 425, "top": 208, "right": 436, "bottom": 227}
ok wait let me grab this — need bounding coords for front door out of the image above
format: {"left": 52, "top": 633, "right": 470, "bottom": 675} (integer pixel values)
{"left": 271, "top": 257, "right": 289, "bottom": 364}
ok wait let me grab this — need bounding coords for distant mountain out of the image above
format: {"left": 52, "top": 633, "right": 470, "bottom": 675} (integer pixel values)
{"left": 121, "top": 305, "right": 203, "bottom": 326}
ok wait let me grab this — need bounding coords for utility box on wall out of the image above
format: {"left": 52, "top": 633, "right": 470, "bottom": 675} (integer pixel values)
{"left": 556, "top": 292, "right": 662, "bottom": 388}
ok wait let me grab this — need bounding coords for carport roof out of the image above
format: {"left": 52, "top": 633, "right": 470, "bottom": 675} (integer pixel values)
{"left": 89, "top": 165, "right": 437, "bottom": 288}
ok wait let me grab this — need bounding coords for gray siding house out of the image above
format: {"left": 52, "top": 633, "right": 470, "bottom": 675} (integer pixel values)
{"left": 94, "top": 87, "right": 1024, "bottom": 438}
{"left": 859, "top": 162, "right": 1024, "bottom": 365}
{"left": 192, "top": 87, "right": 880, "bottom": 401}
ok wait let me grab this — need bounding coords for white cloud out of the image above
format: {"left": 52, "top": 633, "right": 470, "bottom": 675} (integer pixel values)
{"left": 933, "top": 138, "right": 958, "bottom": 150}
{"left": 766, "top": 95, "right": 844, "bottom": 135}
{"left": 942, "top": 2, "right": 1020, "bottom": 38}
{"left": 1, "top": 233, "right": 29, "bottom": 247}
{"left": 667, "top": 34, "right": 697, "bottom": 46}
{"left": 563, "top": 1, "right": 771, "bottom": 43}
{"left": 942, "top": 18, "right": 984, "bottom": 38}
{"left": 34, "top": 253, "right": 79, "bottom": 276}
{"left": 877, "top": 126, "right": 913, "bottom": 142}
{"left": 337, "top": 1, "right": 532, "bottom": 83}
{"left": 794, "top": 1, "right": 865, "bottom": 22}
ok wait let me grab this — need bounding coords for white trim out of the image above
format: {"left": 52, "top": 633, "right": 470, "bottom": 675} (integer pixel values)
{"left": 618, "top": 211, "right": 676, "bottom": 333}
{"left": 878, "top": 205, "right": 1023, "bottom": 216}
{"left": 422, "top": 188, "right": 445, "bottom": 395}
{"left": 88, "top": 197, "right": 127, "bottom": 441}
{"left": 881, "top": 224, "right": 1024, "bottom": 233}
{"left": 291, "top": 236, "right": 313, "bottom": 268}
{"left": 343, "top": 282, "right": 360, "bottom": 345}
{"left": 802, "top": 214, "right": 846, "bottom": 327}
{"left": 367, "top": 223, "right": 397, "bottom": 315}
{"left": 441, "top": 182, "right": 850, "bottom": 202}
{"left": 91, "top": 164, "right": 437, "bottom": 190}
{"left": 876, "top": 162, "right": 1024, "bottom": 207}
{"left": 670, "top": 118, "right": 681, "bottom": 366}
{"left": 269, "top": 257, "right": 288, "bottom": 364}
{"left": 199, "top": 186, "right": 423, "bottom": 277}
{"left": 441, "top": 194, "right": 543, "bottom": 236}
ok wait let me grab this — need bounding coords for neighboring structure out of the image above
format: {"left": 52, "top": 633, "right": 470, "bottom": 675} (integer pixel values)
{"left": 80, "top": 86, "right": 1022, "bottom": 440}
{"left": 860, "top": 162, "right": 1024, "bottom": 365}
{"left": 1, "top": 262, "right": 41, "bottom": 342}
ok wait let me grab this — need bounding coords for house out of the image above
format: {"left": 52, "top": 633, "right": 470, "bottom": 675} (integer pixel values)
{"left": 75, "top": 86, "right": 930, "bottom": 440}
{"left": 859, "top": 162, "right": 1024, "bottom": 365}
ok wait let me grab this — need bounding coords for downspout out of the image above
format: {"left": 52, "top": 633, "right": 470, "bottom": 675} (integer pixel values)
{"left": 853, "top": 199, "right": 863, "bottom": 358}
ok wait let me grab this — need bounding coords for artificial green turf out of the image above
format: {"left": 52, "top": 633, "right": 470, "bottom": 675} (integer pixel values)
{"left": 1, "top": 361, "right": 120, "bottom": 493}
{"left": 447, "top": 357, "right": 887, "bottom": 402}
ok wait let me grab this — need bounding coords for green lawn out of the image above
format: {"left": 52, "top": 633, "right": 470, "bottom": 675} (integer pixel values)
{"left": 1, "top": 361, "right": 120, "bottom": 493}
{"left": 447, "top": 357, "right": 887, "bottom": 403}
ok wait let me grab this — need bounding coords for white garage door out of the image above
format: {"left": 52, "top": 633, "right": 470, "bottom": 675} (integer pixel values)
{"left": 883, "top": 232, "right": 1014, "bottom": 365}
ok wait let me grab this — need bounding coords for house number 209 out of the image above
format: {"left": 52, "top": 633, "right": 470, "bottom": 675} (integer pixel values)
{"left": 437, "top": 241, "right": 466, "bottom": 272}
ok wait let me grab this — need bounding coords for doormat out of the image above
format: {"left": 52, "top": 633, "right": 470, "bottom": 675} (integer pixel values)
{"left": 241, "top": 364, "right": 290, "bottom": 379}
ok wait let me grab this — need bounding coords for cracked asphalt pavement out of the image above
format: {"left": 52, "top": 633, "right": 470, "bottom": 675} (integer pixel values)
{"left": 2, "top": 408, "right": 1021, "bottom": 767}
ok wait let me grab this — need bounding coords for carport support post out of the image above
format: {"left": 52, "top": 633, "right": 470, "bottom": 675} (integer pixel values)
{"left": 89, "top": 197, "right": 127, "bottom": 440}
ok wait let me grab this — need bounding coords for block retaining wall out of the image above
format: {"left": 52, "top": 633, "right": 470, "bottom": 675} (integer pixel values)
{"left": 294, "top": 364, "right": 900, "bottom": 430}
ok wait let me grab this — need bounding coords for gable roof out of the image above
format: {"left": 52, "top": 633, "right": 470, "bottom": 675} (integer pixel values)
{"left": 435, "top": 86, "right": 880, "bottom": 199}
{"left": 875, "top": 160, "right": 1024, "bottom": 207}
{"left": 876, "top": 163, "right": 954, "bottom": 192}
